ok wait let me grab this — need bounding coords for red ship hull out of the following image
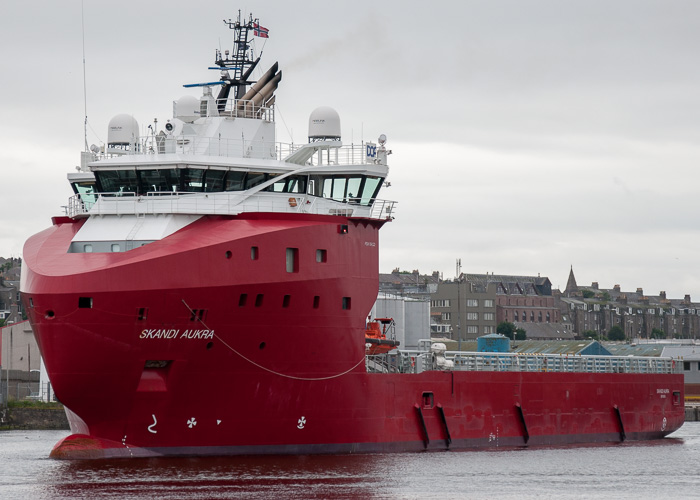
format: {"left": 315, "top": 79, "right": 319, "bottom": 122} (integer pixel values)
{"left": 22, "top": 214, "right": 685, "bottom": 459}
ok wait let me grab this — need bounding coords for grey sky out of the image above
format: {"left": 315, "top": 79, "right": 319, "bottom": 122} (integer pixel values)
{"left": 2, "top": 1, "right": 700, "bottom": 298}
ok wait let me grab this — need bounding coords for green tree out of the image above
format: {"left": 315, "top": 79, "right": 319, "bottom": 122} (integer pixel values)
{"left": 650, "top": 328, "right": 665, "bottom": 339}
{"left": 514, "top": 328, "right": 527, "bottom": 340}
{"left": 608, "top": 325, "right": 625, "bottom": 341}
{"left": 497, "top": 321, "right": 516, "bottom": 340}
{"left": 583, "top": 329, "right": 599, "bottom": 340}
{"left": 581, "top": 290, "right": 595, "bottom": 299}
{"left": 601, "top": 291, "right": 611, "bottom": 302}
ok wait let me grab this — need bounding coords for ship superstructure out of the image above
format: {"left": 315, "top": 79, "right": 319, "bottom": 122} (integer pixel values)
{"left": 21, "top": 13, "right": 683, "bottom": 459}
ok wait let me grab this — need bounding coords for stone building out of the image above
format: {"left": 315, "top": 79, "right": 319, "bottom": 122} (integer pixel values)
{"left": 430, "top": 272, "right": 560, "bottom": 341}
{"left": 466, "top": 273, "right": 560, "bottom": 326}
{"left": 557, "top": 267, "right": 700, "bottom": 339}
{"left": 430, "top": 277, "right": 497, "bottom": 340}
{"left": 378, "top": 269, "right": 441, "bottom": 300}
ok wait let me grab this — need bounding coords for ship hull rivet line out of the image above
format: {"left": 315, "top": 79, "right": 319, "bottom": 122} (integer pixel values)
{"left": 437, "top": 404, "right": 452, "bottom": 449}
{"left": 414, "top": 404, "right": 429, "bottom": 449}
{"left": 515, "top": 403, "right": 529, "bottom": 444}
{"left": 613, "top": 405, "right": 626, "bottom": 442}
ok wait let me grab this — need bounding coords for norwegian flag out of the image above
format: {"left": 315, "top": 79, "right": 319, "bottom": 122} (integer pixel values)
{"left": 252, "top": 22, "right": 269, "bottom": 38}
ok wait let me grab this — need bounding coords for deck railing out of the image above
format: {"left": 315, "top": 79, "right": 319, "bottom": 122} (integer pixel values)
{"left": 66, "top": 191, "right": 396, "bottom": 220}
{"left": 372, "top": 350, "right": 681, "bottom": 375}
{"left": 102, "top": 131, "right": 379, "bottom": 164}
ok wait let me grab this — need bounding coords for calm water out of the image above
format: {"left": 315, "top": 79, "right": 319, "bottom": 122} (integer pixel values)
{"left": 1, "top": 424, "right": 700, "bottom": 499}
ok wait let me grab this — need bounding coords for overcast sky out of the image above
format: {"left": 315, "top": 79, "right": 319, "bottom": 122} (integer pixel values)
{"left": 2, "top": 1, "right": 700, "bottom": 299}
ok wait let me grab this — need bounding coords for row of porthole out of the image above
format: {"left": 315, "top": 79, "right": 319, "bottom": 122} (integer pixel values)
{"left": 224, "top": 247, "right": 328, "bottom": 263}
{"left": 238, "top": 293, "right": 351, "bottom": 310}
{"left": 43, "top": 295, "right": 352, "bottom": 320}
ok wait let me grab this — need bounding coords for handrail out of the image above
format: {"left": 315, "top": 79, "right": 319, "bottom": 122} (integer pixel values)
{"left": 97, "top": 136, "right": 380, "bottom": 165}
{"left": 65, "top": 191, "right": 397, "bottom": 220}
{"left": 377, "top": 350, "right": 682, "bottom": 375}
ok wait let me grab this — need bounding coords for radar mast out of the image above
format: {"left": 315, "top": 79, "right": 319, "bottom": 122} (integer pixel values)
{"left": 216, "top": 11, "right": 263, "bottom": 100}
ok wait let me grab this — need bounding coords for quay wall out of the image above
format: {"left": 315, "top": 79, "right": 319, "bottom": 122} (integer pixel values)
{"left": 685, "top": 405, "right": 700, "bottom": 422}
{"left": 0, "top": 406, "right": 69, "bottom": 430}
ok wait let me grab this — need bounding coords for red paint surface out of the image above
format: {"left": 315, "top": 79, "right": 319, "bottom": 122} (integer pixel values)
{"left": 22, "top": 213, "right": 684, "bottom": 459}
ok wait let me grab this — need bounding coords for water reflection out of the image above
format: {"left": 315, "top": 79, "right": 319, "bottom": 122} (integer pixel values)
{"left": 5, "top": 425, "right": 696, "bottom": 500}
{"left": 42, "top": 454, "right": 395, "bottom": 499}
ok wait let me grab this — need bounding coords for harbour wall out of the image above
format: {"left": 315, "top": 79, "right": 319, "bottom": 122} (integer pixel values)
{"left": 684, "top": 405, "right": 700, "bottom": 422}
{"left": 0, "top": 406, "right": 69, "bottom": 430}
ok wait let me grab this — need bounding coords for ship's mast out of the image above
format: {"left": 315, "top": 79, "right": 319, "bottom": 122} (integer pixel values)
{"left": 216, "top": 11, "right": 262, "bottom": 100}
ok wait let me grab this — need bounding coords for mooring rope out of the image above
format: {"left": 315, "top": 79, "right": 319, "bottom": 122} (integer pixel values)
{"left": 182, "top": 299, "right": 364, "bottom": 381}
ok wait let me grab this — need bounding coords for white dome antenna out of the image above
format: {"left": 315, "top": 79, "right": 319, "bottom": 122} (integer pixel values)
{"left": 308, "top": 106, "right": 341, "bottom": 142}
{"left": 174, "top": 95, "right": 199, "bottom": 123}
{"left": 107, "top": 114, "right": 139, "bottom": 153}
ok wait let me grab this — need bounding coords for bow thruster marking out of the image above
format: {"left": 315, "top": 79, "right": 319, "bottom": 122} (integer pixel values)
{"left": 148, "top": 414, "right": 158, "bottom": 434}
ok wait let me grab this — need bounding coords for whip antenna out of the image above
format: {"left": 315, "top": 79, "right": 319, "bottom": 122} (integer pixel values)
{"left": 81, "top": 0, "right": 88, "bottom": 152}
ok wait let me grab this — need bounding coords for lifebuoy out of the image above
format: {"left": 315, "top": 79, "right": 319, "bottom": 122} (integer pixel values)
{"left": 288, "top": 197, "right": 298, "bottom": 207}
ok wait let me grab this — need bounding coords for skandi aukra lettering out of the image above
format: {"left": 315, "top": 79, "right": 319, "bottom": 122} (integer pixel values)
{"left": 140, "top": 329, "right": 215, "bottom": 340}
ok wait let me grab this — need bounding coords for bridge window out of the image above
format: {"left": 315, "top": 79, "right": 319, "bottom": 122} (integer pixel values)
{"left": 96, "top": 170, "right": 138, "bottom": 194}
{"left": 312, "top": 175, "right": 384, "bottom": 206}
{"left": 361, "top": 176, "right": 382, "bottom": 205}
{"left": 183, "top": 168, "right": 205, "bottom": 191}
{"left": 205, "top": 170, "right": 226, "bottom": 191}
{"left": 245, "top": 172, "right": 268, "bottom": 189}
{"left": 269, "top": 175, "right": 308, "bottom": 193}
{"left": 225, "top": 171, "right": 247, "bottom": 191}
{"left": 138, "top": 168, "right": 181, "bottom": 193}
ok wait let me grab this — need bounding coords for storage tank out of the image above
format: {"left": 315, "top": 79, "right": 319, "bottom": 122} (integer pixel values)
{"left": 477, "top": 333, "right": 511, "bottom": 353}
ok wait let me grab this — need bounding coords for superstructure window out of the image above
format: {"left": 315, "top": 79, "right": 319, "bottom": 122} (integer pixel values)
{"left": 225, "top": 171, "right": 247, "bottom": 191}
{"left": 138, "top": 169, "right": 181, "bottom": 193}
{"left": 183, "top": 168, "right": 205, "bottom": 191}
{"left": 94, "top": 168, "right": 291, "bottom": 196}
{"left": 269, "top": 176, "right": 308, "bottom": 193}
{"left": 331, "top": 177, "right": 346, "bottom": 201}
{"left": 71, "top": 180, "right": 97, "bottom": 205}
{"left": 96, "top": 170, "right": 139, "bottom": 194}
{"left": 360, "top": 176, "right": 382, "bottom": 205}
{"left": 311, "top": 175, "right": 384, "bottom": 206}
{"left": 245, "top": 172, "right": 268, "bottom": 189}
{"left": 205, "top": 170, "right": 226, "bottom": 192}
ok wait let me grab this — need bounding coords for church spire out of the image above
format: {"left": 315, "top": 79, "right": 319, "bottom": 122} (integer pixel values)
{"left": 565, "top": 265, "right": 578, "bottom": 297}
